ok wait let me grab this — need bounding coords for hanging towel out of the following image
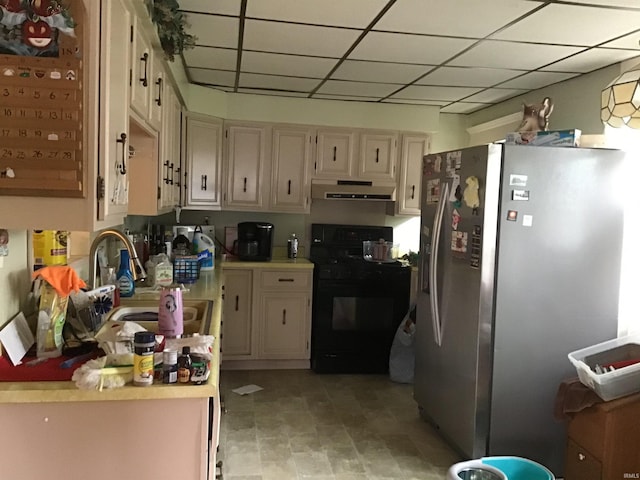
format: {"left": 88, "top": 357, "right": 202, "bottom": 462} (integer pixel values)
{"left": 33, "top": 265, "right": 86, "bottom": 297}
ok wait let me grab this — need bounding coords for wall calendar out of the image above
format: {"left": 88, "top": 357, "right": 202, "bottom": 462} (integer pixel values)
{"left": 0, "top": 0, "right": 85, "bottom": 198}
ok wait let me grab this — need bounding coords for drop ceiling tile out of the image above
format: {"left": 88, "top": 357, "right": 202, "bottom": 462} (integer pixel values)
{"left": 243, "top": 19, "right": 361, "bottom": 57}
{"left": 417, "top": 66, "right": 523, "bottom": 87}
{"left": 440, "top": 102, "right": 490, "bottom": 113}
{"left": 375, "top": 0, "right": 540, "bottom": 38}
{"left": 350, "top": 32, "right": 475, "bottom": 64}
{"left": 492, "top": 3, "right": 640, "bottom": 46}
{"left": 314, "top": 94, "right": 382, "bottom": 102}
{"left": 600, "top": 31, "right": 640, "bottom": 50}
{"left": 543, "top": 48, "right": 640, "bottom": 72}
{"left": 239, "top": 72, "right": 321, "bottom": 92}
{"left": 463, "top": 88, "right": 527, "bottom": 103}
{"left": 449, "top": 41, "right": 583, "bottom": 70}
{"left": 183, "top": 47, "right": 237, "bottom": 71}
{"left": 381, "top": 99, "right": 450, "bottom": 106}
{"left": 237, "top": 88, "right": 309, "bottom": 97}
{"left": 567, "top": 0, "right": 640, "bottom": 7}
{"left": 184, "top": 13, "right": 238, "bottom": 48}
{"left": 246, "top": 0, "right": 388, "bottom": 28}
{"left": 499, "top": 71, "right": 580, "bottom": 89}
{"left": 178, "top": 0, "right": 240, "bottom": 15}
{"left": 241, "top": 51, "right": 337, "bottom": 78}
{"left": 317, "top": 80, "right": 400, "bottom": 97}
{"left": 189, "top": 68, "right": 236, "bottom": 87}
{"left": 332, "top": 60, "right": 432, "bottom": 84}
{"left": 390, "top": 85, "right": 483, "bottom": 101}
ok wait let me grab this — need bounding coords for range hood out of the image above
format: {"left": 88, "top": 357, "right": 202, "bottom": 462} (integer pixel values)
{"left": 311, "top": 179, "right": 396, "bottom": 201}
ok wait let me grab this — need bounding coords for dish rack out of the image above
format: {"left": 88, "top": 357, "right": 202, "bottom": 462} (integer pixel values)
{"left": 173, "top": 255, "right": 200, "bottom": 284}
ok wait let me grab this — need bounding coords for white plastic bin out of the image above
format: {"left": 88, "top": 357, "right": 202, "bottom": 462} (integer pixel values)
{"left": 568, "top": 334, "right": 640, "bottom": 401}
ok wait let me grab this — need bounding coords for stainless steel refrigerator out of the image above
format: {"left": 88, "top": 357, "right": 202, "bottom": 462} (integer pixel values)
{"left": 414, "top": 143, "right": 625, "bottom": 475}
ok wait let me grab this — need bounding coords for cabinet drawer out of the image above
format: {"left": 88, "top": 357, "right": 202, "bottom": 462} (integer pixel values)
{"left": 565, "top": 439, "right": 602, "bottom": 480}
{"left": 260, "top": 270, "right": 311, "bottom": 289}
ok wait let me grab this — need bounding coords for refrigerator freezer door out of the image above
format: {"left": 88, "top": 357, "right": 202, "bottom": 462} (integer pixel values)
{"left": 415, "top": 144, "right": 502, "bottom": 459}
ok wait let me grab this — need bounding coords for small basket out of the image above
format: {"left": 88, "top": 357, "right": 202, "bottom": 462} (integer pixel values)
{"left": 173, "top": 255, "right": 200, "bottom": 284}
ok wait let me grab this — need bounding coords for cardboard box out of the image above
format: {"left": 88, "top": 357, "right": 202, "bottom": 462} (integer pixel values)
{"left": 505, "top": 129, "right": 581, "bottom": 147}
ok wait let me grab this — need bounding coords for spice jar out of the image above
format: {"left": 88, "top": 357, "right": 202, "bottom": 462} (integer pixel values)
{"left": 162, "top": 349, "right": 178, "bottom": 385}
{"left": 133, "top": 331, "right": 155, "bottom": 387}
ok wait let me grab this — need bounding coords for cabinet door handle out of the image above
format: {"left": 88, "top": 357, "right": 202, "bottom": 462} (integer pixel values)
{"left": 375, "top": 147, "right": 380, "bottom": 163}
{"left": 333, "top": 146, "right": 337, "bottom": 161}
{"left": 201, "top": 174, "right": 207, "bottom": 190}
{"left": 175, "top": 167, "right": 181, "bottom": 188}
{"left": 168, "top": 162, "right": 174, "bottom": 185}
{"left": 155, "top": 77, "right": 162, "bottom": 106}
{"left": 287, "top": 180, "right": 291, "bottom": 195}
{"left": 243, "top": 177, "right": 247, "bottom": 192}
{"left": 235, "top": 295, "right": 239, "bottom": 311}
{"left": 282, "top": 309, "right": 287, "bottom": 325}
{"left": 140, "top": 52, "right": 148, "bottom": 87}
{"left": 411, "top": 185, "right": 415, "bottom": 199}
{"left": 116, "top": 133, "right": 127, "bottom": 175}
{"left": 278, "top": 278, "right": 294, "bottom": 282}
{"left": 163, "top": 160, "right": 170, "bottom": 184}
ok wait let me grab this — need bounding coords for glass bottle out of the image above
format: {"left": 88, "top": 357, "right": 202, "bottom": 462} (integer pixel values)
{"left": 177, "top": 346, "right": 192, "bottom": 384}
{"left": 287, "top": 233, "right": 298, "bottom": 259}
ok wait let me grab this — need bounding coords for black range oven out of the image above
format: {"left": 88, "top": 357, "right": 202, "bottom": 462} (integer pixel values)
{"left": 310, "top": 224, "right": 410, "bottom": 374}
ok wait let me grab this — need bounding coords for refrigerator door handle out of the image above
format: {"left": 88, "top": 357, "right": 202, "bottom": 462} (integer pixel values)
{"left": 430, "top": 182, "right": 449, "bottom": 346}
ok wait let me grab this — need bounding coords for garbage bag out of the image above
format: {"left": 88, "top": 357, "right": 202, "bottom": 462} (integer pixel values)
{"left": 389, "top": 305, "right": 416, "bottom": 384}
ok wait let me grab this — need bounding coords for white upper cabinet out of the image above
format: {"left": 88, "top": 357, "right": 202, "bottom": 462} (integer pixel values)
{"left": 314, "top": 129, "right": 354, "bottom": 179}
{"left": 97, "top": 0, "right": 132, "bottom": 224}
{"left": 224, "top": 122, "right": 269, "bottom": 211}
{"left": 184, "top": 113, "right": 223, "bottom": 209}
{"left": 270, "top": 126, "right": 312, "bottom": 213}
{"left": 395, "top": 134, "right": 429, "bottom": 215}
{"left": 359, "top": 131, "right": 398, "bottom": 181}
{"left": 129, "top": 17, "right": 151, "bottom": 120}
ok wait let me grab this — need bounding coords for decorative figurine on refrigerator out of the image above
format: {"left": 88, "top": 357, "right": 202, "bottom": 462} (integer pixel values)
{"left": 517, "top": 97, "right": 554, "bottom": 132}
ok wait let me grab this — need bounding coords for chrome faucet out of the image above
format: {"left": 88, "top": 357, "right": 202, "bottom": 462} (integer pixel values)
{"left": 88, "top": 229, "right": 147, "bottom": 289}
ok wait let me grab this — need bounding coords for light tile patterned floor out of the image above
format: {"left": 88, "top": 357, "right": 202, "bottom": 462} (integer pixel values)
{"left": 218, "top": 369, "right": 462, "bottom": 480}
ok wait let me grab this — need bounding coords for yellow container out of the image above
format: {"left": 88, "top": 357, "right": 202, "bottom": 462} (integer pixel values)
{"left": 33, "top": 230, "right": 68, "bottom": 266}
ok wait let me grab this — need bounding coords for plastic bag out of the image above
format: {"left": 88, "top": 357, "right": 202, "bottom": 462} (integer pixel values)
{"left": 389, "top": 305, "right": 416, "bottom": 384}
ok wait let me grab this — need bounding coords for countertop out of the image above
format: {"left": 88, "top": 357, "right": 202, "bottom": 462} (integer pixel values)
{"left": 0, "top": 258, "right": 315, "bottom": 403}
{"left": 220, "top": 256, "right": 314, "bottom": 270}
{"left": 0, "top": 269, "right": 223, "bottom": 404}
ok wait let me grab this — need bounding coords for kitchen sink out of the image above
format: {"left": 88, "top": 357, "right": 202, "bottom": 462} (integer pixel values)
{"left": 103, "top": 299, "right": 214, "bottom": 335}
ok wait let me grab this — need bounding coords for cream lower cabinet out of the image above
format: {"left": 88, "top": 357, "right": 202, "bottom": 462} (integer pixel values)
{"left": 221, "top": 266, "right": 312, "bottom": 366}
{"left": 257, "top": 270, "right": 311, "bottom": 359}
{"left": 221, "top": 269, "right": 253, "bottom": 358}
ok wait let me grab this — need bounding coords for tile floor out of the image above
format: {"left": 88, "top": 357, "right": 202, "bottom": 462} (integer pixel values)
{"left": 217, "top": 369, "right": 462, "bottom": 480}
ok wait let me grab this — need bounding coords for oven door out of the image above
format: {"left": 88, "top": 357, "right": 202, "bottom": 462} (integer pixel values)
{"left": 311, "top": 268, "right": 410, "bottom": 373}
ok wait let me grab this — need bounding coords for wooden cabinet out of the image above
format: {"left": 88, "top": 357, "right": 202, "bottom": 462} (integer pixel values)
{"left": 129, "top": 16, "right": 153, "bottom": 123}
{"left": 270, "top": 126, "right": 312, "bottom": 213}
{"left": 159, "top": 83, "right": 181, "bottom": 210}
{"left": 394, "top": 134, "right": 429, "bottom": 215}
{"left": 221, "top": 265, "right": 312, "bottom": 366}
{"left": 314, "top": 129, "right": 355, "bottom": 179}
{"left": 221, "top": 269, "right": 253, "bottom": 358}
{"left": 257, "top": 270, "right": 311, "bottom": 359}
{"left": 564, "top": 391, "right": 640, "bottom": 479}
{"left": 224, "top": 122, "right": 269, "bottom": 211}
{"left": 359, "top": 131, "right": 397, "bottom": 181}
{"left": 184, "top": 113, "right": 223, "bottom": 209}
{"left": 97, "top": 0, "right": 132, "bottom": 225}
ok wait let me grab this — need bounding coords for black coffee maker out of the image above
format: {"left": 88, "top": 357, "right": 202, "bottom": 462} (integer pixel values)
{"left": 236, "top": 222, "right": 274, "bottom": 261}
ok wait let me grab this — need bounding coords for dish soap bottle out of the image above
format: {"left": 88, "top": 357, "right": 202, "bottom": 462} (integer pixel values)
{"left": 116, "top": 248, "right": 135, "bottom": 298}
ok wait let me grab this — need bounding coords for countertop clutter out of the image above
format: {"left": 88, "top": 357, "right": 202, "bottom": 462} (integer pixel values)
{"left": 0, "top": 269, "right": 222, "bottom": 403}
